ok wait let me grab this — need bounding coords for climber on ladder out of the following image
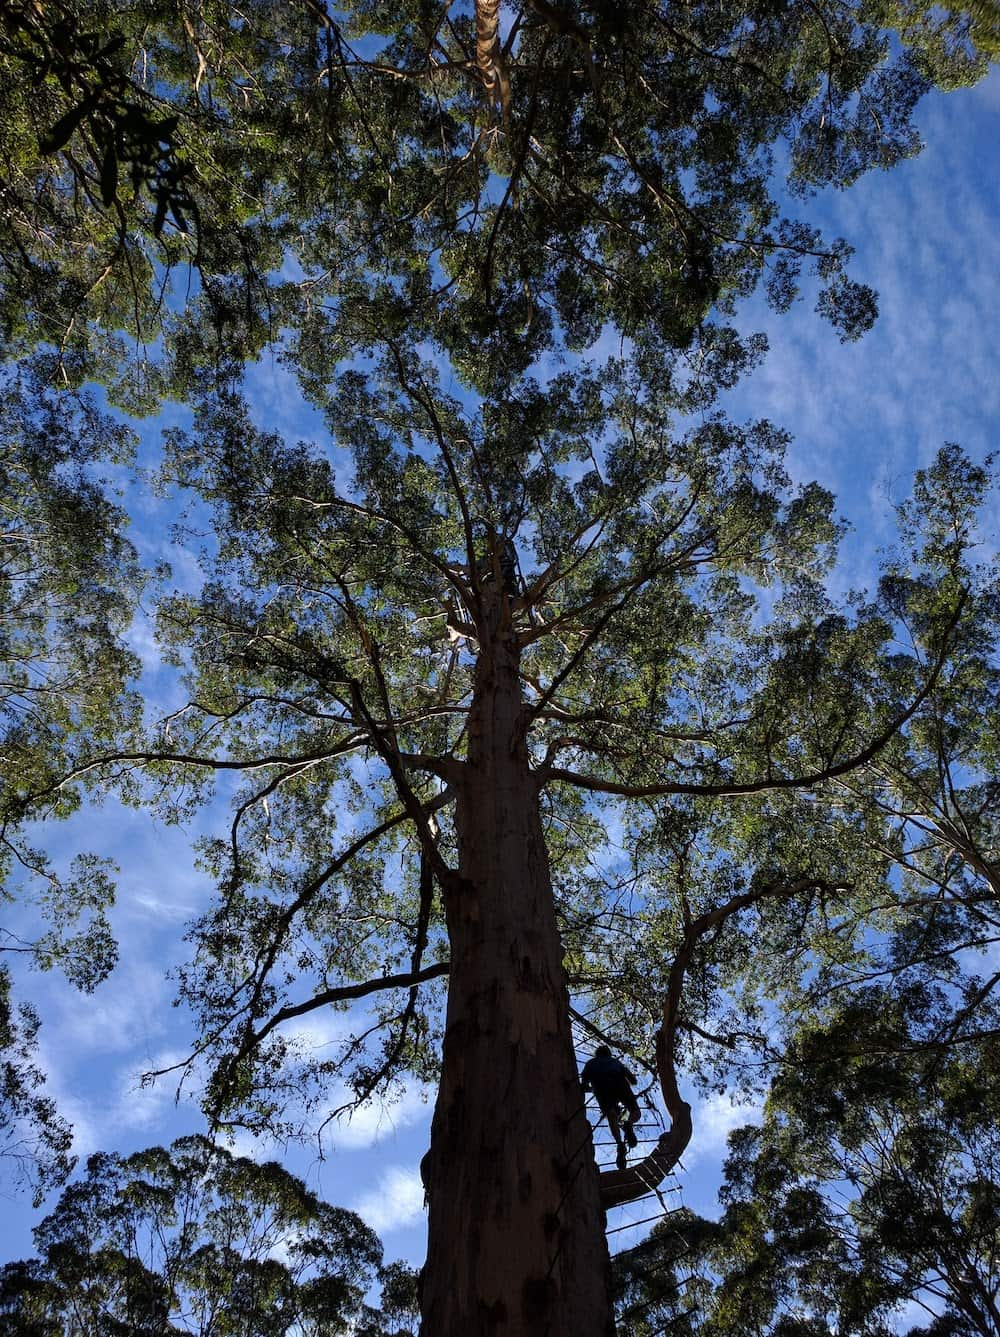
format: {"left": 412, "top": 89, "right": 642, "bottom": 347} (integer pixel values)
{"left": 581, "top": 1045, "right": 642, "bottom": 1170}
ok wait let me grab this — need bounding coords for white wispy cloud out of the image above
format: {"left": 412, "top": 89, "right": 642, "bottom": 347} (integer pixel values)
{"left": 111, "top": 1048, "right": 200, "bottom": 1133}
{"left": 244, "top": 353, "right": 329, "bottom": 450}
{"left": 27, "top": 1053, "right": 104, "bottom": 1162}
{"left": 719, "top": 70, "right": 1000, "bottom": 604}
{"left": 322, "top": 1082, "right": 433, "bottom": 1153}
{"left": 47, "top": 964, "right": 171, "bottom": 1060}
{"left": 352, "top": 1164, "right": 426, "bottom": 1235}
{"left": 685, "top": 1091, "right": 761, "bottom": 1165}
{"left": 125, "top": 608, "right": 164, "bottom": 675}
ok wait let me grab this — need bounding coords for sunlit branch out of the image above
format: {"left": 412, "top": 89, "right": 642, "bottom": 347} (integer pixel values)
{"left": 382, "top": 338, "right": 480, "bottom": 603}
{"left": 517, "top": 516, "right": 610, "bottom": 616}
{"left": 678, "top": 1017, "right": 765, "bottom": 1051}
{"left": 162, "top": 693, "right": 354, "bottom": 730}
{"left": 226, "top": 753, "right": 353, "bottom": 871}
{"left": 290, "top": 490, "right": 473, "bottom": 604}
{"left": 518, "top": 500, "right": 707, "bottom": 652}
{"left": 475, "top": 0, "right": 509, "bottom": 119}
{"left": 525, "top": 579, "right": 655, "bottom": 727}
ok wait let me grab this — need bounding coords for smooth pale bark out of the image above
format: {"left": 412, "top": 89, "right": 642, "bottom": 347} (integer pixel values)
{"left": 421, "top": 605, "right": 614, "bottom": 1336}
{"left": 475, "top": 0, "right": 509, "bottom": 119}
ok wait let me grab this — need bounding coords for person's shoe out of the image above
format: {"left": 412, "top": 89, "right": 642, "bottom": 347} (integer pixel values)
{"left": 616, "top": 1144, "right": 628, "bottom": 1171}
{"left": 625, "top": 1125, "right": 638, "bottom": 1149}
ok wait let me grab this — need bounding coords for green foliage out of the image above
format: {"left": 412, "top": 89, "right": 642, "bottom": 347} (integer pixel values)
{"left": 612, "top": 1213, "right": 703, "bottom": 1335}
{"left": 687, "top": 1001, "right": 1000, "bottom": 1336}
{"left": 0, "top": 1134, "right": 414, "bottom": 1335}
{"left": 0, "top": 966, "right": 73, "bottom": 1206}
{"left": 0, "top": 361, "right": 144, "bottom": 1195}
{"left": 0, "top": 0, "right": 993, "bottom": 396}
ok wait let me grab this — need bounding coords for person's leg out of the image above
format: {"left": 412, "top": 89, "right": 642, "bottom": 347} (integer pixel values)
{"left": 623, "top": 1093, "right": 640, "bottom": 1147}
{"left": 601, "top": 1100, "right": 627, "bottom": 1168}
{"left": 606, "top": 1105, "right": 622, "bottom": 1147}
{"left": 610, "top": 1108, "right": 630, "bottom": 1167}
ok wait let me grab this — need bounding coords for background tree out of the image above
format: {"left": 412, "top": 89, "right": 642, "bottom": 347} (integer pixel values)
{"left": 0, "top": 1133, "right": 415, "bottom": 1335}
{"left": 0, "top": 359, "right": 143, "bottom": 1199}
{"left": 0, "top": 968, "right": 72, "bottom": 1207}
{"left": 610, "top": 1211, "right": 701, "bottom": 1336}
{"left": 678, "top": 999, "right": 1000, "bottom": 1336}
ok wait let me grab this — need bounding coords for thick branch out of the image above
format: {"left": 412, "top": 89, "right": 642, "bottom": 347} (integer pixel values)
{"left": 49, "top": 740, "right": 365, "bottom": 793}
{"left": 475, "top": 0, "right": 510, "bottom": 119}
{"left": 322, "top": 563, "right": 460, "bottom": 890}
{"left": 309, "top": 491, "right": 473, "bottom": 604}
{"left": 518, "top": 497, "right": 705, "bottom": 652}
{"left": 525, "top": 582, "right": 649, "bottom": 726}
{"left": 599, "top": 876, "right": 835, "bottom": 1207}
{"left": 229, "top": 961, "right": 450, "bottom": 1069}
{"left": 546, "top": 596, "right": 965, "bottom": 801}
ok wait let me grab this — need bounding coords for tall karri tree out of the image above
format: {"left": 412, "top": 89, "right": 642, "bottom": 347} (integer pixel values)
{"left": 2, "top": 2, "right": 999, "bottom": 1334}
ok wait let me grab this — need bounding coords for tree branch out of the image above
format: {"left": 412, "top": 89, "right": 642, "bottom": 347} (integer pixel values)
{"left": 50, "top": 742, "right": 364, "bottom": 792}
{"left": 599, "top": 876, "right": 837, "bottom": 1207}
{"left": 220, "top": 961, "right": 451, "bottom": 1084}
{"left": 230, "top": 789, "right": 455, "bottom": 1026}
{"left": 246, "top": 961, "right": 450, "bottom": 1052}
{"left": 546, "top": 594, "right": 967, "bottom": 801}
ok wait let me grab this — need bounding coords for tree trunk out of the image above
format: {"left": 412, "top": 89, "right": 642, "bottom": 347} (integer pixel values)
{"left": 475, "top": 0, "right": 509, "bottom": 120}
{"left": 421, "top": 608, "right": 614, "bottom": 1336}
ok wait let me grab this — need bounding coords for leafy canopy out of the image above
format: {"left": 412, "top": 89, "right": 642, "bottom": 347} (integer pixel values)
{"left": 2, "top": 0, "right": 998, "bottom": 1278}
{"left": 1, "top": 0, "right": 994, "bottom": 399}
{"left": 0, "top": 362, "right": 144, "bottom": 1197}
{"left": 0, "top": 1134, "right": 420, "bottom": 1336}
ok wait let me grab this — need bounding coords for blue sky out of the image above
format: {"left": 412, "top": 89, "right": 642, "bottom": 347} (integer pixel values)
{"left": 2, "top": 68, "right": 998, "bottom": 1290}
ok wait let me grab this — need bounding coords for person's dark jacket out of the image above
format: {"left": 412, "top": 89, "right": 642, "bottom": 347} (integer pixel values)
{"left": 581, "top": 1053, "right": 635, "bottom": 1103}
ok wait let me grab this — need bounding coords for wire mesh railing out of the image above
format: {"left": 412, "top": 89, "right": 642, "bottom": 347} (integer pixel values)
{"left": 571, "top": 1026, "right": 697, "bottom": 1334}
